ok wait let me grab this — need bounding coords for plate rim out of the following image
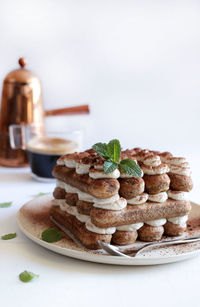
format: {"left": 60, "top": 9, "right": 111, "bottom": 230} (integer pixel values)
{"left": 16, "top": 195, "right": 200, "bottom": 266}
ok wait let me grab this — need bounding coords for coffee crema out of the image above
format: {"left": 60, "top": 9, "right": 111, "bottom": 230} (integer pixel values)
{"left": 27, "top": 137, "right": 78, "bottom": 179}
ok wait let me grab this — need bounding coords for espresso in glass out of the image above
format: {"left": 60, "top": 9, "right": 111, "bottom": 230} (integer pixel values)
{"left": 26, "top": 137, "right": 78, "bottom": 181}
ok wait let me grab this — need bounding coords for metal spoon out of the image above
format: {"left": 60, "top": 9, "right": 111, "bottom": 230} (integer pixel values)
{"left": 98, "top": 235, "right": 200, "bottom": 258}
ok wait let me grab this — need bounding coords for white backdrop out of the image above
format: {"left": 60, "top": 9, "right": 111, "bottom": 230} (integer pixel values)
{"left": 0, "top": 0, "right": 200, "bottom": 155}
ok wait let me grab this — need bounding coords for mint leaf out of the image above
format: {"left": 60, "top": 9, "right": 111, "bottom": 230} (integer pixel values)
{"left": 41, "top": 227, "right": 63, "bottom": 243}
{"left": 107, "top": 139, "right": 121, "bottom": 163}
{"left": 0, "top": 202, "right": 12, "bottom": 208}
{"left": 92, "top": 142, "right": 110, "bottom": 159}
{"left": 119, "top": 159, "right": 142, "bottom": 177}
{"left": 19, "top": 270, "right": 39, "bottom": 283}
{"left": 103, "top": 161, "right": 118, "bottom": 174}
{"left": 1, "top": 233, "right": 17, "bottom": 240}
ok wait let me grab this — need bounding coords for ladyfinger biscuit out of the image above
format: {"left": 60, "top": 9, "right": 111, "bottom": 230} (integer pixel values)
{"left": 143, "top": 174, "right": 170, "bottom": 194}
{"left": 119, "top": 177, "right": 144, "bottom": 199}
{"left": 90, "top": 199, "right": 191, "bottom": 228}
{"left": 112, "top": 230, "right": 138, "bottom": 245}
{"left": 52, "top": 165, "right": 119, "bottom": 199}
{"left": 164, "top": 221, "right": 186, "bottom": 236}
{"left": 50, "top": 206, "right": 112, "bottom": 249}
{"left": 138, "top": 224, "right": 164, "bottom": 241}
{"left": 76, "top": 200, "right": 93, "bottom": 215}
{"left": 168, "top": 173, "right": 193, "bottom": 192}
{"left": 65, "top": 193, "right": 78, "bottom": 206}
{"left": 53, "top": 187, "right": 66, "bottom": 199}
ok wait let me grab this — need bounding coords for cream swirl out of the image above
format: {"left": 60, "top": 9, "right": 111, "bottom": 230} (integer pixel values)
{"left": 168, "top": 157, "right": 188, "bottom": 166}
{"left": 60, "top": 202, "right": 70, "bottom": 212}
{"left": 148, "top": 192, "right": 168, "bottom": 203}
{"left": 168, "top": 215, "right": 188, "bottom": 226}
{"left": 56, "top": 157, "right": 65, "bottom": 165}
{"left": 89, "top": 168, "right": 120, "bottom": 179}
{"left": 86, "top": 218, "right": 116, "bottom": 234}
{"left": 93, "top": 198, "right": 127, "bottom": 210}
{"left": 141, "top": 163, "right": 169, "bottom": 175}
{"left": 127, "top": 193, "right": 148, "bottom": 205}
{"left": 76, "top": 212, "right": 90, "bottom": 223}
{"left": 76, "top": 163, "right": 91, "bottom": 174}
{"left": 66, "top": 205, "right": 78, "bottom": 216}
{"left": 145, "top": 218, "right": 166, "bottom": 226}
{"left": 56, "top": 179, "right": 67, "bottom": 190}
{"left": 167, "top": 190, "right": 188, "bottom": 201}
{"left": 143, "top": 155, "right": 161, "bottom": 167}
{"left": 117, "top": 222, "right": 144, "bottom": 231}
{"left": 64, "top": 158, "right": 77, "bottom": 168}
{"left": 169, "top": 164, "right": 191, "bottom": 176}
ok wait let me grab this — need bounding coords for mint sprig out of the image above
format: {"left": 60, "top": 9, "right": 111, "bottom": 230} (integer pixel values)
{"left": 92, "top": 139, "right": 142, "bottom": 177}
{"left": 119, "top": 158, "right": 142, "bottom": 177}
{"left": 19, "top": 270, "right": 39, "bottom": 283}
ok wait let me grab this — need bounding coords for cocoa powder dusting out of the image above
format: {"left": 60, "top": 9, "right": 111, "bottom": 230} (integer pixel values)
{"left": 18, "top": 196, "right": 200, "bottom": 258}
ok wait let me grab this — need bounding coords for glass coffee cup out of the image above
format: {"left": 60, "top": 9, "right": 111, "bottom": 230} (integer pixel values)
{"left": 9, "top": 124, "right": 82, "bottom": 182}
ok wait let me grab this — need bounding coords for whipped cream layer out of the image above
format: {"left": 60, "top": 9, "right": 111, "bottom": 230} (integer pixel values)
{"left": 76, "top": 212, "right": 90, "bottom": 223}
{"left": 167, "top": 190, "right": 188, "bottom": 201}
{"left": 117, "top": 222, "right": 144, "bottom": 231}
{"left": 93, "top": 198, "right": 127, "bottom": 210}
{"left": 145, "top": 218, "right": 166, "bottom": 227}
{"left": 168, "top": 157, "right": 188, "bottom": 166}
{"left": 56, "top": 159, "right": 65, "bottom": 166}
{"left": 76, "top": 163, "right": 91, "bottom": 174}
{"left": 127, "top": 193, "right": 148, "bottom": 205}
{"left": 64, "top": 159, "right": 77, "bottom": 168}
{"left": 53, "top": 199, "right": 90, "bottom": 223}
{"left": 143, "top": 155, "right": 161, "bottom": 167}
{"left": 148, "top": 192, "right": 168, "bottom": 203}
{"left": 168, "top": 215, "right": 188, "bottom": 226}
{"left": 56, "top": 180, "right": 120, "bottom": 204}
{"left": 89, "top": 168, "right": 120, "bottom": 179}
{"left": 86, "top": 218, "right": 116, "bottom": 234}
{"left": 141, "top": 164, "right": 169, "bottom": 175}
{"left": 66, "top": 205, "right": 78, "bottom": 216}
{"left": 169, "top": 164, "right": 191, "bottom": 176}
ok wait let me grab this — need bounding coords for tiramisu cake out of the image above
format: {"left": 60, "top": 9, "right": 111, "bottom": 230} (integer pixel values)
{"left": 50, "top": 140, "right": 193, "bottom": 249}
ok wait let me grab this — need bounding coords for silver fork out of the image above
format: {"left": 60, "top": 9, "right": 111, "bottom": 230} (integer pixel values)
{"left": 98, "top": 235, "right": 200, "bottom": 258}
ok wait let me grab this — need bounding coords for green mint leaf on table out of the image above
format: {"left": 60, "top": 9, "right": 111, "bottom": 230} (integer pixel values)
{"left": 19, "top": 270, "right": 39, "bottom": 283}
{"left": 92, "top": 143, "right": 110, "bottom": 159}
{"left": 41, "top": 227, "right": 63, "bottom": 243}
{"left": 107, "top": 139, "right": 121, "bottom": 163}
{"left": 1, "top": 233, "right": 17, "bottom": 240}
{"left": 103, "top": 161, "right": 118, "bottom": 174}
{"left": 119, "top": 159, "right": 142, "bottom": 177}
{"left": 0, "top": 202, "right": 12, "bottom": 208}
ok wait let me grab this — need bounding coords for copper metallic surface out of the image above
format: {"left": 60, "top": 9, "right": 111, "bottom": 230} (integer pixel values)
{"left": 0, "top": 58, "right": 44, "bottom": 167}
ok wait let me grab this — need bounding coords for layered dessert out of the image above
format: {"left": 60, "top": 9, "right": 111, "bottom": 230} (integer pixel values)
{"left": 50, "top": 140, "right": 193, "bottom": 249}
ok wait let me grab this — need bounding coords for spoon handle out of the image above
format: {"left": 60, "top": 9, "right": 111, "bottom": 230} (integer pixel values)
{"left": 136, "top": 236, "right": 200, "bottom": 256}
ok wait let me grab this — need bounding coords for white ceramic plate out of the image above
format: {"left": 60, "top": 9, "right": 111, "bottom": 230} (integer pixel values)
{"left": 17, "top": 194, "right": 200, "bottom": 265}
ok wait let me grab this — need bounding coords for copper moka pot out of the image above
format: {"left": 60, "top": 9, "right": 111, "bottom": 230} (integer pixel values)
{"left": 0, "top": 58, "right": 44, "bottom": 167}
{"left": 0, "top": 58, "right": 90, "bottom": 167}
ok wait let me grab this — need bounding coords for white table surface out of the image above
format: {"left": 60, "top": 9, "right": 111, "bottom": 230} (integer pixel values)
{"left": 0, "top": 161, "right": 200, "bottom": 307}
